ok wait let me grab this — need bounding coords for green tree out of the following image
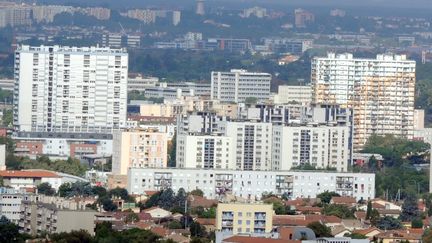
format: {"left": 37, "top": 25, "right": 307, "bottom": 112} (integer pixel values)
{"left": 190, "top": 189, "right": 204, "bottom": 197}
{"left": 167, "top": 133, "right": 176, "bottom": 167}
{"left": 321, "top": 204, "right": 355, "bottom": 219}
{"left": 100, "top": 197, "right": 117, "bottom": 212}
{"left": 167, "top": 220, "right": 183, "bottom": 229}
{"left": 400, "top": 193, "right": 419, "bottom": 222}
{"left": 377, "top": 216, "right": 403, "bottom": 230}
{"left": 37, "top": 182, "right": 55, "bottom": 196}
{"left": 366, "top": 201, "right": 372, "bottom": 219}
{"left": 159, "top": 188, "right": 175, "bottom": 210}
{"left": 423, "top": 228, "right": 432, "bottom": 243}
{"left": 109, "top": 187, "right": 134, "bottom": 202}
{"left": 125, "top": 212, "right": 139, "bottom": 223}
{"left": 190, "top": 221, "right": 206, "bottom": 238}
{"left": 307, "top": 221, "right": 332, "bottom": 237}
{"left": 370, "top": 209, "right": 380, "bottom": 226}
{"left": 317, "top": 191, "right": 340, "bottom": 204}
{"left": 411, "top": 218, "right": 423, "bottom": 228}
{"left": 49, "top": 229, "right": 92, "bottom": 243}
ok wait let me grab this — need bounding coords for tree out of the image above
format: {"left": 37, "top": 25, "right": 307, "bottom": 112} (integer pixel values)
{"left": 370, "top": 209, "right": 380, "bottom": 226}
{"left": 245, "top": 97, "right": 258, "bottom": 104}
{"left": 0, "top": 218, "right": 28, "bottom": 243}
{"left": 400, "top": 193, "right": 419, "bottom": 222}
{"left": 423, "top": 229, "right": 432, "bottom": 243}
{"left": 92, "top": 186, "right": 107, "bottom": 198}
{"left": 144, "top": 191, "right": 162, "bottom": 209}
{"left": 321, "top": 204, "right": 355, "bottom": 219}
{"left": 317, "top": 191, "right": 340, "bottom": 204}
{"left": 167, "top": 220, "right": 183, "bottom": 229}
{"left": 190, "top": 189, "right": 204, "bottom": 197}
{"left": 411, "top": 218, "right": 423, "bottom": 228}
{"left": 190, "top": 221, "right": 206, "bottom": 238}
{"left": 174, "top": 188, "right": 187, "bottom": 212}
{"left": 109, "top": 187, "right": 134, "bottom": 202}
{"left": 49, "top": 230, "right": 92, "bottom": 243}
{"left": 366, "top": 201, "right": 372, "bottom": 219}
{"left": 100, "top": 197, "right": 117, "bottom": 212}
{"left": 159, "top": 188, "right": 175, "bottom": 210}
{"left": 307, "top": 221, "right": 332, "bottom": 237}
{"left": 37, "top": 182, "right": 55, "bottom": 196}
{"left": 125, "top": 212, "right": 139, "bottom": 223}
{"left": 167, "top": 133, "right": 177, "bottom": 167}
{"left": 376, "top": 216, "right": 403, "bottom": 230}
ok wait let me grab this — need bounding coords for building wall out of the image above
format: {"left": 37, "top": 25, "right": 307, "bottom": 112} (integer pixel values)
{"left": 274, "top": 85, "right": 312, "bottom": 104}
{"left": 57, "top": 211, "right": 96, "bottom": 234}
{"left": 0, "top": 192, "right": 24, "bottom": 224}
{"left": 176, "top": 134, "right": 234, "bottom": 169}
{"left": 112, "top": 130, "right": 168, "bottom": 175}
{"left": 220, "top": 121, "right": 273, "bottom": 171}
{"left": 211, "top": 69, "right": 271, "bottom": 103}
{"left": 272, "top": 125, "right": 349, "bottom": 172}
{"left": 14, "top": 136, "right": 112, "bottom": 159}
{"left": 14, "top": 45, "right": 128, "bottom": 133}
{"left": 216, "top": 203, "right": 273, "bottom": 235}
{"left": 128, "top": 168, "right": 375, "bottom": 201}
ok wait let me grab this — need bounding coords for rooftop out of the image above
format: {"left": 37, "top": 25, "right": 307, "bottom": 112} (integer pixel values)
{"left": 0, "top": 170, "right": 59, "bottom": 178}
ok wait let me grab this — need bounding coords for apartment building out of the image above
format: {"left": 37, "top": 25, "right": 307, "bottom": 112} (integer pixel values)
{"left": 211, "top": 69, "right": 271, "bottom": 103}
{"left": 127, "top": 168, "right": 375, "bottom": 201}
{"left": 272, "top": 124, "right": 350, "bottom": 172}
{"left": 14, "top": 45, "right": 128, "bottom": 133}
{"left": 19, "top": 195, "right": 97, "bottom": 235}
{"left": 176, "top": 133, "right": 235, "bottom": 169}
{"left": 112, "top": 129, "right": 168, "bottom": 175}
{"left": 274, "top": 85, "right": 313, "bottom": 104}
{"left": 312, "top": 53, "right": 416, "bottom": 149}
{"left": 13, "top": 132, "right": 113, "bottom": 160}
{"left": 177, "top": 111, "right": 231, "bottom": 135}
{"left": 219, "top": 121, "right": 273, "bottom": 171}
{"left": 216, "top": 203, "right": 273, "bottom": 235}
{"left": 0, "top": 187, "right": 27, "bottom": 224}
{"left": 127, "top": 75, "right": 159, "bottom": 92}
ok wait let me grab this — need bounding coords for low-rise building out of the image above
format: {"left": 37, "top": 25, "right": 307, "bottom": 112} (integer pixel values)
{"left": 19, "top": 195, "right": 97, "bottom": 235}
{"left": 216, "top": 203, "right": 273, "bottom": 235}
{"left": 274, "top": 85, "right": 312, "bottom": 105}
{"left": 127, "top": 168, "right": 375, "bottom": 201}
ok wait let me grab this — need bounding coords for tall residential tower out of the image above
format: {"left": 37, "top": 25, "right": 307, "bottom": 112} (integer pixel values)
{"left": 13, "top": 45, "right": 128, "bottom": 133}
{"left": 311, "top": 53, "right": 416, "bottom": 149}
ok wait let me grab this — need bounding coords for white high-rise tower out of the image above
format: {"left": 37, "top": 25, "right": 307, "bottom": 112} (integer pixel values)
{"left": 13, "top": 45, "right": 128, "bottom": 133}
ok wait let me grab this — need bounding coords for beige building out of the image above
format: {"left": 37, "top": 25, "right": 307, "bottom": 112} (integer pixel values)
{"left": 414, "top": 109, "right": 425, "bottom": 130}
{"left": 274, "top": 85, "right": 312, "bottom": 105}
{"left": 19, "top": 195, "right": 96, "bottom": 236}
{"left": 112, "top": 129, "right": 168, "bottom": 175}
{"left": 216, "top": 203, "right": 273, "bottom": 235}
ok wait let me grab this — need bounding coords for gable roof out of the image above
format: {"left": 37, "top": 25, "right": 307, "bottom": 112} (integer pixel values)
{"left": 331, "top": 196, "right": 356, "bottom": 205}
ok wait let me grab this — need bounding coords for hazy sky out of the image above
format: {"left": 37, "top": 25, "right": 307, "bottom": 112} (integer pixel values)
{"left": 38, "top": 0, "right": 432, "bottom": 10}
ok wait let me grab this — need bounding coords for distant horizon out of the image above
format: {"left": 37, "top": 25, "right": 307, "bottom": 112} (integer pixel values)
{"left": 34, "top": 0, "right": 432, "bottom": 10}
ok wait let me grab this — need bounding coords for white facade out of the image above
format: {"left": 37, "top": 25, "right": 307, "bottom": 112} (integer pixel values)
{"left": 0, "top": 188, "right": 27, "bottom": 224}
{"left": 312, "top": 53, "right": 416, "bottom": 149}
{"left": 272, "top": 125, "right": 349, "bottom": 172}
{"left": 14, "top": 45, "right": 128, "bottom": 133}
{"left": 211, "top": 69, "right": 271, "bottom": 103}
{"left": 176, "top": 134, "right": 235, "bottom": 169}
{"left": 127, "top": 75, "right": 159, "bottom": 92}
{"left": 274, "top": 85, "right": 312, "bottom": 105}
{"left": 220, "top": 121, "right": 273, "bottom": 171}
{"left": 128, "top": 167, "right": 375, "bottom": 201}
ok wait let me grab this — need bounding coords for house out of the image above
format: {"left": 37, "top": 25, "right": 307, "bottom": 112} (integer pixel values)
{"left": 341, "top": 219, "right": 365, "bottom": 231}
{"left": 375, "top": 229, "right": 423, "bottom": 243}
{"left": 330, "top": 197, "right": 357, "bottom": 207}
{"left": 278, "top": 226, "right": 316, "bottom": 240}
{"left": 165, "top": 233, "right": 189, "bottom": 243}
{"left": 0, "top": 170, "right": 61, "bottom": 190}
{"left": 222, "top": 235, "right": 300, "bottom": 243}
{"left": 354, "top": 211, "right": 366, "bottom": 221}
{"left": 188, "top": 195, "right": 217, "bottom": 208}
{"left": 196, "top": 218, "right": 216, "bottom": 232}
{"left": 143, "top": 207, "right": 172, "bottom": 220}
{"left": 352, "top": 228, "right": 382, "bottom": 239}
{"left": 376, "top": 209, "right": 400, "bottom": 218}
{"left": 331, "top": 225, "right": 351, "bottom": 237}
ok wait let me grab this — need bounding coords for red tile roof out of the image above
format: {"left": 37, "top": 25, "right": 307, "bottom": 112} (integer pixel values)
{"left": 188, "top": 195, "right": 218, "bottom": 208}
{"left": 331, "top": 196, "right": 356, "bottom": 205}
{"left": 0, "top": 170, "right": 59, "bottom": 178}
{"left": 150, "top": 226, "right": 169, "bottom": 237}
{"left": 196, "top": 218, "right": 215, "bottom": 226}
